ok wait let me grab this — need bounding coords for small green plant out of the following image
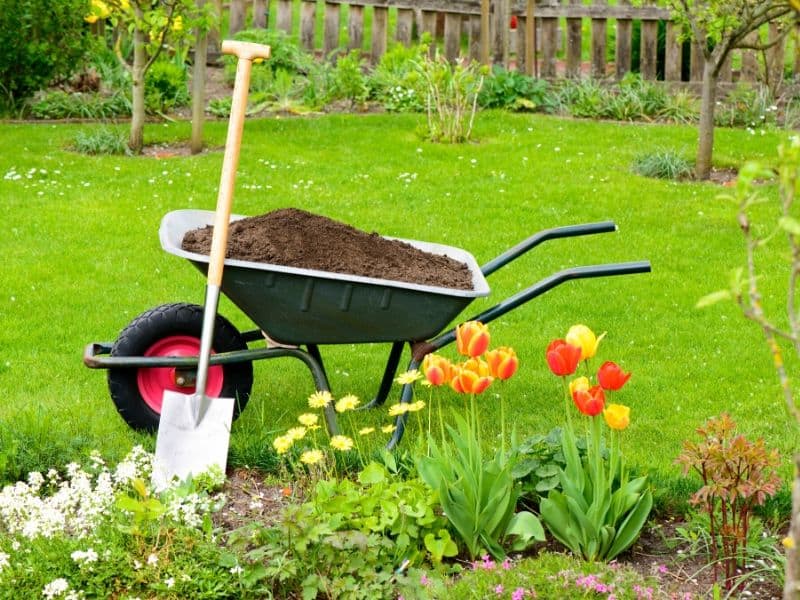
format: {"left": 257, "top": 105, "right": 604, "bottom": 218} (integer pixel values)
{"left": 368, "top": 42, "right": 426, "bottom": 112}
{"left": 29, "top": 90, "right": 131, "bottom": 120}
{"left": 414, "top": 52, "right": 485, "bottom": 143}
{"left": 144, "top": 59, "right": 189, "bottom": 114}
{"left": 631, "top": 149, "right": 694, "bottom": 180}
{"left": 675, "top": 413, "right": 781, "bottom": 590}
{"left": 73, "top": 127, "right": 130, "bottom": 155}
{"left": 227, "top": 28, "right": 314, "bottom": 83}
{"left": 478, "top": 66, "right": 549, "bottom": 111}
{"left": 715, "top": 83, "right": 777, "bottom": 129}
{"left": 329, "top": 50, "right": 370, "bottom": 109}
{"left": 658, "top": 88, "right": 699, "bottom": 124}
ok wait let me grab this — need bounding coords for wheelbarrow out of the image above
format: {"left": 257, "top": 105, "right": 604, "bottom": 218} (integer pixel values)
{"left": 84, "top": 210, "right": 650, "bottom": 448}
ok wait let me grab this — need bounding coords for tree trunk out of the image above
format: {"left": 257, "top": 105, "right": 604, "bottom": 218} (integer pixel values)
{"left": 785, "top": 452, "right": 800, "bottom": 599}
{"left": 191, "top": 0, "right": 208, "bottom": 155}
{"left": 129, "top": 29, "right": 147, "bottom": 154}
{"left": 695, "top": 59, "right": 718, "bottom": 181}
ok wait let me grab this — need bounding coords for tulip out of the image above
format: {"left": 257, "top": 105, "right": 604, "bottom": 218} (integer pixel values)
{"left": 569, "top": 376, "right": 590, "bottom": 396}
{"left": 451, "top": 358, "right": 493, "bottom": 394}
{"left": 572, "top": 385, "right": 605, "bottom": 416}
{"left": 422, "top": 353, "right": 453, "bottom": 386}
{"left": 485, "top": 346, "right": 519, "bottom": 380}
{"left": 456, "top": 321, "right": 491, "bottom": 358}
{"left": 597, "top": 361, "right": 631, "bottom": 391}
{"left": 603, "top": 403, "right": 630, "bottom": 430}
{"left": 546, "top": 339, "right": 582, "bottom": 376}
{"left": 565, "top": 324, "right": 605, "bottom": 361}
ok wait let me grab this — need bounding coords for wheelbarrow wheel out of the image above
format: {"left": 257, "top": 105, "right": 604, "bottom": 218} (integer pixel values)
{"left": 107, "top": 302, "right": 253, "bottom": 432}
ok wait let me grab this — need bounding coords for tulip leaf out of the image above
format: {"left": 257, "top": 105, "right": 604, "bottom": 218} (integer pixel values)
{"left": 696, "top": 289, "right": 731, "bottom": 309}
{"left": 606, "top": 489, "right": 653, "bottom": 560}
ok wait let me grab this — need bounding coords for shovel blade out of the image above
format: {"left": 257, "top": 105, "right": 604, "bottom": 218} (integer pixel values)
{"left": 152, "top": 390, "right": 234, "bottom": 491}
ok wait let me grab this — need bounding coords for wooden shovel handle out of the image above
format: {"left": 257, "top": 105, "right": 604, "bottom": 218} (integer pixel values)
{"left": 205, "top": 41, "right": 271, "bottom": 287}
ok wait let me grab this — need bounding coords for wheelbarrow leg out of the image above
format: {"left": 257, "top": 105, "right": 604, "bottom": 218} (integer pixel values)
{"left": 385, "top": 357, "right": 422, "bottom": 450}
{"left": 363, "top": 341, "right": 405, "bottom": 409}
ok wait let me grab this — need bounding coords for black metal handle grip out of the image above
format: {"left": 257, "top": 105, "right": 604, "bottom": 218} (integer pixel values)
{"left": 480, "top": 221, "right": 617, "bottom": 277}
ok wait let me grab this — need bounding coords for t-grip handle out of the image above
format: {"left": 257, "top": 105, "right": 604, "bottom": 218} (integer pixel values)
{"left": 220, "top": 40, "right": 272, "bottom": 61}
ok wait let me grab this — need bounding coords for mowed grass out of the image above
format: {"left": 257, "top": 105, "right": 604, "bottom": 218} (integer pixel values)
{"left": 0, "top": 112, "right": 796, "bottom": 497}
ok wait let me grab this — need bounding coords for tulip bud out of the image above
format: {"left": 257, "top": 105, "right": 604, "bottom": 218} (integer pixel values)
{"left": 565, "top": 324, "right": 605, "bottom": 361}
{"left": 546, "top": 339, "right": 582, "bottom": 376}
{"left": 422, "top": 353, "right": 453, "bottom": 386}
{"left": 572, "top": 385, "right": 605, "bottom": 416}
{"left": 456, "top": 321, "right": 491, "bottom": 358}
{"left": 485, "top": 346, "right": 519, "bottom": 380}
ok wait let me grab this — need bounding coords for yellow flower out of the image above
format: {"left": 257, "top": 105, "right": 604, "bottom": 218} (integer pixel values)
{"left": 171, "top": 15, "right": 183, "bottom": 31}
{"left": 565, "top": 324, "right": 606, "bottom": 361}
{"left": 272, "top": 435, "right": 292, "bottom": 455}
{"left": 286, "top": 427, "right": 307, "bottom": 441}
{"left": 603, "top": 404, "right": 631, "bottom": 431}
{"left": 388, "top": 403, "right": 410, "bottom": 417}
{"left": 395, "top": 369, "right": 423, "bottom": 385}
{"left": 308, "top": 390, "right": 333, "bottom": 409}
{"left": 784, "top": 536, "right": 795, "bottom": 549}
{"left": 381, "top": 424, "right": 397, "bottom": 434}
{"left": 406, "top": 400, "right": 426, "bottom": 412}
{"left": 330, "top": 435, "right": 354, "bottom": 451}
{"left": 569, "top": 376, "right": 590, "bottom": 396}
{"left": 300, "top": 449, "right": 324, "bottom": 465}
{"left": 359, "top": 427, "right": 375, "bottom": 435}
{"left": 335, "top": 394, "right": 360, "bottom": 413}
{"left": 298, "top": 413, "right": 318, "bottom": 427}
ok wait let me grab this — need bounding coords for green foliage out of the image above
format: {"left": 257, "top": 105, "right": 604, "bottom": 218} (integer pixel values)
{"left": 329, "top": 50, "right": 370, "bottom": 109}
{"left": 144, "top": 59, "right": 189, "bottom": 114}
{"left": 227, "top": 28, "right": 314, "bottom": 84}
{"left": 414, "top": 53, "right": 485, "bottom": 143}
{"left": 29, "top": 90, "right": 131, "bottom": 119}
{"left": 714, "top": 84, "right": 778, "bottom": 128}
{"left": 631, "top": 149, "right": 694, "bottom": 180}
{"left": 73, "top": 127, "right": 130, "bottom": 155}
{"left": 368, "top": 43, "right": 426, "bottom": 112}
{"left": 227, "top": 462, "right": 449, "bottom": 598}
{"left": 478, "top": 66, "right": 549, "bottom": 111}
{"left": 675, "top": 413, "right": 782, "bottom": 589}
{"left": 417, "top": 412, "right": 544, "bottom": 559}
{"left": 0, "top": 0, "right": 91, "bottom": 107}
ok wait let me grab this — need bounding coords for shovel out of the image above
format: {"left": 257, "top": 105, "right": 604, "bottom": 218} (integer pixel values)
{"left": 152, "top": 40, "right": 271, "bottom": 490}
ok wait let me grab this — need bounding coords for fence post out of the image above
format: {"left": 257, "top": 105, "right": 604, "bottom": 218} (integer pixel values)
{"left": 324, "top": 2, "right": 341, "bottom": 57}
{"left": 615, "top": 0, "right": 632, "bottom": 79}
{"left": 591, "top": 0, "right": 608, "bottom": 78}
{"left": 277, "top": 0, "right": 293, "bottom": 35}
{"left": 639, "top": 0, "right": 658, "bottom": 80}
{"left": 492, "top": 0, "right": 509, "bottom": 66}
{"left": 566, "top": 0, "right": 583, "bottom": 78}
{"left": 421, "top": 10, "right": 437, "bottom": 58}
{"left": 396, "top": 8, "right": 414, "bottom": 46}
{"left": 229, "top": 0, "right": 246, "bottom": 36}
{"left": 348, "top": 5, "right": 364, "bottom": 51}
{"left": 664, "top": 20, "right": 683, "bottom": 81}
{"left": 444, "top": 13, "right": 462, "bottom": 62}
{"left": 767, "top": 21, "right": 787, "bottom": 90}
{"left": 480, "top": 0, "right": 490, "bottom": 65}
{"left": 372, "top": 6, "right": 389, "bottom": 64}
{"left": 253, "top": 0, "right": 268, "bottom": 28}
{"left": 469, "top": 13, "right": 483, "bottom": 62}
{"left": 540, "top": 0, "right": 558, "bottom": 78}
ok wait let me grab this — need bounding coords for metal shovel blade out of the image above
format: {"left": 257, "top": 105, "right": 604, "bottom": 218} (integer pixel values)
{"left": 152, "top": 390, "right": 234, "bottom": 490}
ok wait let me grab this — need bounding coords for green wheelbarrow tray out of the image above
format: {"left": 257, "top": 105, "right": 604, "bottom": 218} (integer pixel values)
{"left": 159, "top": 209, "right": 492, "bottom": 345}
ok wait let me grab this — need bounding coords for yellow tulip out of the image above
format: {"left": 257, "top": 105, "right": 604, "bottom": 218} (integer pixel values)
{"left": 565, "top": 324, "right": 605, "bottom": 361}
{"left": 603, "top": 404, "right": 631, "bottom": 431}
{"left": 569, "top": 376, "right": 590, "bottom": 396}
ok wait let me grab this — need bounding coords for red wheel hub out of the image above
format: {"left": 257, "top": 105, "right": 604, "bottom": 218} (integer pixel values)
{"left": 137, "top": 335, "right": 224, "bottom": 413}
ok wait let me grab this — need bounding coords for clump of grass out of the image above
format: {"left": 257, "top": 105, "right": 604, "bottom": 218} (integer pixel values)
{"left": 631, "top": 149, "right": 694, "bottom": 180}
{"left": 72, "top": 127, "right": 130, "bottom": 155}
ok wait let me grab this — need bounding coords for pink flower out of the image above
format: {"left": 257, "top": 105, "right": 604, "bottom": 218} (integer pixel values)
{"left": 657, "top": 564, "right": 668, "bottom": 574}
{"left": 501, "top": 558, "right": 512, "bottom": 570}
{"left": 494, "top": 584, "right": 504, "bottom": 595}
{"left": 420, "top": 573, "right": 429, "bottom": 586}
{"left": 512, "top": 589, "right": 526, "bottom": 600}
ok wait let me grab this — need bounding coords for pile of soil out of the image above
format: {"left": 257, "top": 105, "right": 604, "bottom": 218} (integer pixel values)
{"left": 181, "top": 208, "right": 475, "bottom": 290}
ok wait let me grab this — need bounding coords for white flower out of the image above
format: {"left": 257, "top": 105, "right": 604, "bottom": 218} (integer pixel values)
{"left": 147, "top": 553, "right": 158, "bottom": 566}
{"left": 42, "top": 578, "right": 69, "bottom": 598}
{"left": 70, "top": 548, "right": 98, "bottom": 564}
{"left": 164, "top": 577, "right": 175, "bottom": 589}
{"left": 0, "top": 551, "right": 9, "bottom": 571}
{"left": 230, "top": 565, "right": 244, "bottom": 575}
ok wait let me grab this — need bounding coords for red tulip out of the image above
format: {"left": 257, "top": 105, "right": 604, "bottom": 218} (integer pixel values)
{"left": 422, "top": 353, "right": 453, "bottom": 386}
{"left": 597, "top": 361, "right": 631, "bottom": 391}
{"left": 546, "top": 339, "right": 582, "bottom": 376}
{"left": 456, "top": 321, "right": 491, "bottom": 358}
{"left": 573, "top": 385, "right": 605, "bottom": 416}
{"left": 451, "top": 358, "right": 493, "bottom": 394}
{"left": 485, "top": 346, "right": 519, "bottom": 380}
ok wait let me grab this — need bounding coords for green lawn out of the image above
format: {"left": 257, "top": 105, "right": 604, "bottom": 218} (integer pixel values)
{"left": 0, "top": 112, "right": 795, "bottom": 499}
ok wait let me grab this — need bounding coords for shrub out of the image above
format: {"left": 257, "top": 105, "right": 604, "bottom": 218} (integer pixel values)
{"left": 328, "top": 50, "right": 370, "bottom": 109}
{"left": 0, "top": 0, "right": 91, "bottom": 107}
{"left": 29, "top": 90, "right": 131, "bottom": 120}
{"left": 368, "top": 42, "right": 426, "bottom": 112}
{"left": 144, "top": 59, "right": 189, "bottom": 114}
{"left": 715, "top": 83, "right": 777, "bottom": 129}
{"left": 225, "top": 28, "right": 314, "bottom": 87}
{"left": 478, "top": 66, "right": 549, "bottom": 111}
{"left": 631, "top": 149, "right": 694, "bottom": 180}
{"left": 73, "top": 128, "right": 130, "bottom": 155}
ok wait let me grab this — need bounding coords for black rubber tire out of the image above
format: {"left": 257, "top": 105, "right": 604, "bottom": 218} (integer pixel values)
{"left": 107, "top": 302, "right": 253, "bottom": 432}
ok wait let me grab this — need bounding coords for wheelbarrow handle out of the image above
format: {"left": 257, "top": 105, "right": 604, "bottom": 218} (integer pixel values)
{"left": 480, "top": 221, "right": 617, "bottom": 277}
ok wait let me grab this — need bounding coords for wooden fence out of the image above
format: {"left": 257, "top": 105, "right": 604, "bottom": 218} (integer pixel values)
{"left": 217, "top": 0, "right": 792, "bottom": 85}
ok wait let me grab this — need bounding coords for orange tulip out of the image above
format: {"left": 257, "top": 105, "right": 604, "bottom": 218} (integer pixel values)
{"left": 597, "top": 361, "right": 631, "bottom": 391}
{"left": 451, "top": 358, "right": 493, "bottom": 394}
{"left": 546, "top": 339, "right": 582, "bottom": 376}
{"left": 485, "top": 346, "right": 519, "bottom": 380}
{"left": 456, "top": 321, "right": 491, "bottom": 358}
{"left": 422, "top": 353, "right": 453, "bottom": 386}
{"left": 572, "top": 385, "right": 605, "bottom": 416}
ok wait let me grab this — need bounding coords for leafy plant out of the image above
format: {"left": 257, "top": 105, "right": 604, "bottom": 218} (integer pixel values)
{"left": 29, "top": 90, "right": 132, "bottom": 120}
{"left": 414, "top": 52, "right": 485, "bottom": 143}
{"left": 73, "top": 127, "right": 130, "bottom": 155}
{"left": 715, "top": 83, "right": 777, "bottom": 129}
{"left": 329, "top": 50, "right": 370, "bottom": 109}
{"left": 0, "top": 0, "right": 91, "bottom": 108}
{"left": 675, "top": 413, "right": 781, "bottom": 589}
{"left": 539, "top": 325, "right": 653, "bottom": 562}
{"left": 478, "top": 66, "right": 549, "bottom": 111}
{"left": 368, "top": 42, "right": 426, "bottom": 112}
{"left": 144, "top": 59, "right": 189, "bottom": 114}
{"left": 631, "top": 149, "right": 694, "bottom": 180}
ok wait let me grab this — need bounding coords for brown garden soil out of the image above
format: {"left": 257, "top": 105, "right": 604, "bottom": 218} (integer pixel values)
{"left": 181, "top": 207, "right": 475, "bottom": 290}
{"left": 215, "top": 470, "right": 784, "bottom": 600}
